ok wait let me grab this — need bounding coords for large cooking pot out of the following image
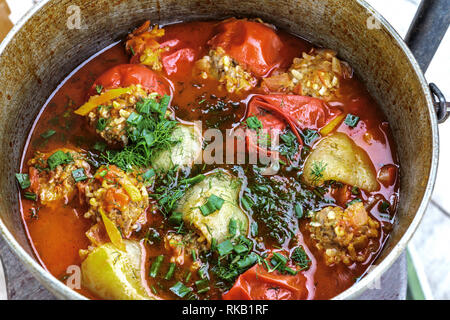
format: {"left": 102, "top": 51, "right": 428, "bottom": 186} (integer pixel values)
{"left": 0, "top": 0, "right": 447, "bottom": 300}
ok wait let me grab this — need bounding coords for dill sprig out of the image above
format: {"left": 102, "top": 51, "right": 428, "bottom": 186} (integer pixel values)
{"left": 291, "top": 246, "right": 311, "bottom": 271}
{"left": 310, "top": 160, "right": 327, "bottom": 184}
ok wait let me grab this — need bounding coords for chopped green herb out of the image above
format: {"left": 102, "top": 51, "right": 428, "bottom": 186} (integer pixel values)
{"left": 71, "top": 168, "right": 87, "bottom": 182}
{"left": 211, "top": 238, "right": 217, "bottom": 251}
{"left": 235, "top": 252, "right": 258, "bottom": 269}
{"left": 351, "top": 186, "right": 360, "bottom": 195}
{"left": 199, "top": 194, "right": 225, "bottom": 216}
{"left": 164, "top": 262, "right": 176, "bottom": 280}
{"left": 301, "top": 129, "right": 319, "bottom": 145}
{"left": 344, "top": 114, "right": 360, "bottom": 128}
{"left": 279, "top": 130, "right": 300, "bottom": 159}
{"left": 95, "top": 85, "right": 103, "bottom": 94}
{"left": 137, "top": 99, "right": 152, "bottom": 115}
{"left": 231, "top": 242, "right": 245, "bottom": 254}
{"left": 149, "top": 255, "right": 164, "bottom": 278}
{"left": 272, "top": 252, "right": 288, "bottom": 266}
{"left": 150, "top": 285, "right": 158, "bottom": 295}
{"left": 179, "top": 174, "right": 205, "bottom": 185}
{"left": 103, "top": 95, "right": 177, "bottom": 171}
{"left": 284, "top": 266, "right": 298, "bottom": 275}
{"left": 126, "top": 112, "right": 143, "bottom": 126}
{"left": 47, "top": 150, "right": 73, "bottom": 170}
{"left": 228, "top": 218, "right": 237, "bottom": 236}
{"left": 96, "top": 118, "right": 108, "bottom": 131}
{"left": 379, "top": 201, "right": 390, "bottom": 213}
{"left": 310, "top": 160, "right": 327, "bottom": 184}
{"left": 294, "top": 203, "right": 304, "bottom": 218}
{"left": 246, "top": 116, "right": 262, "bottom": 131}
{"left": 191, "top": 250, "right": 197, "bottom": 261}
{"left": 168, "top": 211, "right": 183, "bottom": 225}
{"left": 40, "top": 129, "right": 56, "bottom": 139}
{"left": 24, "top": 192, "right": 37, "bottom": 201}
{"left": 170, "top": 281, "right": 192, "bottom": 298}
{"left": 15, "top": 173, "right": 30, "bottom": 189}
{"left": 241, "top": 194, "right": 254, "bottom": 211}
{"left": 195, "top": 279, "right": 209, "bottom": 291}
{"left": 99, "top": 169, "right": 108, "bottom": 177}
{"left": 159, "top": 95, "right": 170, "bottom": 118}
{"left": 280, "top": 130, "right": 297, "bottom": 145}
{"left": 291, "top": 246, "right": 310, "bottom": 270}
{"left": 142, "top": 169, "right": 155, "bottom": 181}
{"left": 197, "top": 287, "right": 210, "bottom": 294}
{"left": 250, "top": 221, "right": 258, "bottom": 237}
{"left": 217, "top": 240, "right": 234, "bottom": 256}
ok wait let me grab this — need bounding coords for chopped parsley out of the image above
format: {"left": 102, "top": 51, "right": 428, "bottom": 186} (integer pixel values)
{"left": 233, "top": 165, "right": 325, "bottom": 245}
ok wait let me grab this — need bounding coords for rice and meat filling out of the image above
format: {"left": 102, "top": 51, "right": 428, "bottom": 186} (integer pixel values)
{"left": 87, "top": 85, "right": 156, "bottom": 146}
{"left": 263, "top": 49, "right": 353, "bottom": 99}
{"left": 308, "top": 202, "right": 380, "bottom": 266}
{"left": 81, "top": 165, "right": 149, "bottom": 237}
{"left": 195, "top": 47, "right": 258, "bottom": 93}
{"left": 27, "top": 149, "right": 92, "bottom": 205}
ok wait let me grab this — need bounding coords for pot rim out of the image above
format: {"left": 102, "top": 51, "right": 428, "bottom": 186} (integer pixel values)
{"left": 0, "top": 0, "right": 439, "bottom": 300}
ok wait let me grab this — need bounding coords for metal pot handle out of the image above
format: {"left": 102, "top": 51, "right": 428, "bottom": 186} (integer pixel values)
{"left": 430, "top": 83, "right": 449, "bottom": 124}
{"left": 404, "top": 0, "right": 450, "bottom": 123}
